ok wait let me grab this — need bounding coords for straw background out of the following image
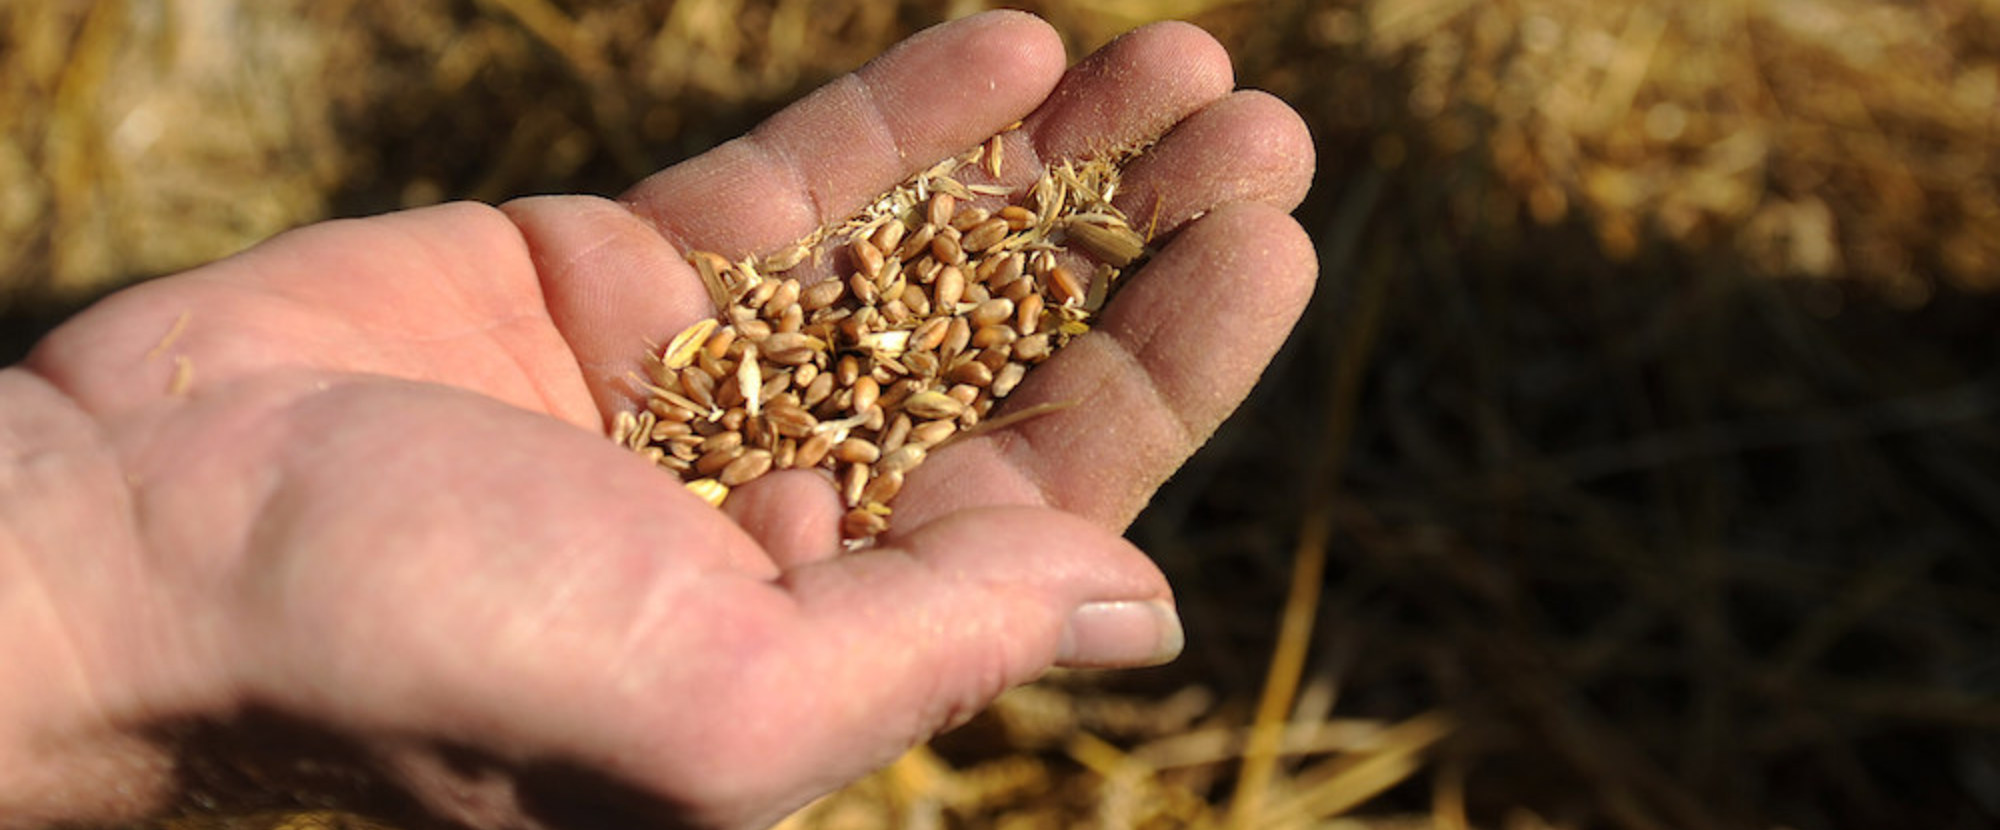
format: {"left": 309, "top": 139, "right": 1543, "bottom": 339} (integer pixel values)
{"left": 5, "top": 0, "right": 1998, "bottom": 828}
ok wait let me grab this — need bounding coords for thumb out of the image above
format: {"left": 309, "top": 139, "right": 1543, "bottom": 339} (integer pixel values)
{"left": 624, "top": 506, "right": 1180, "bottom": 828}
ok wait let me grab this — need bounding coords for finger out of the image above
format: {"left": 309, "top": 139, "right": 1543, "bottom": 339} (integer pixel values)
{"left": 1018, "top": 20, "right": 1235, "bottom": 167}
{"left": 502, "top": 194, "right": 712, "bottom": 420}
{"left": 924, "top": 21, "right": 1237, "bottom": 217}
{"left": 1111, "top": 90, "right": 1316, "bottom": 236}
{"left": 620, "top": 10, "right": 1067, "bottom": 262}
{"left": 892, "top": 201, "right": 1319, "bottom": 530}
{"left": 720, "top": 469, "right": 844, "bottom": 569}
{"left": 638, "top": 506, "right": 1179, "bottom": 827}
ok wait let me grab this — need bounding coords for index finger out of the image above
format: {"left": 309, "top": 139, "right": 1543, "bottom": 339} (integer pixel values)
{"left": 619, "top": 10, "right": 1068, "bottom": 261}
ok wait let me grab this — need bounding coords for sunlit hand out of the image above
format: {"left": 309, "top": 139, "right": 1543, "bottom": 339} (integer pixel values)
{"left": 2, "top": 11, "right": 1313, "bottom": 829}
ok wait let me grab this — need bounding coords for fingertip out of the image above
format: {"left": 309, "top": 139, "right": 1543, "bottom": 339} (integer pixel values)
{"left": 1149, "top": 200, "right": 1320, "bottom": 336}
{"left": 1117, "top": 19, "right": 1237, "bottom": 94}
{"left": 1057, "top": 599, "right": 1185, "bottom": 668}
{"left": 1226, "top": 90, "right": 1318, "bottom": 211}
{"left": 1115, "top": 90, "right": 1319, "bottom": 232}
{"left": 1026, "top": 19, "right": 1236, "bottom": 161}
{"left": 944, "top": 9, "right": 1068, "bottom": 87}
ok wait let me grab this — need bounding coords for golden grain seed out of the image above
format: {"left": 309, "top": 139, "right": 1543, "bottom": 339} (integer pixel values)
{"left": 715, "top": 375, "right": 748, "bottom": 409}
{"left": 984, "top": 134, "right": 1005, "bottom": 178}
{"left": 880, "top": 298, "right": 913, "bottom": 326}
{"left": 976, "top": 347, "right": 1013, "bottom": 376}
{"left": 704, "top": 326, "right": 736, "bottom": 360}
{"left": 933, "top": 266, "right": 967, "bottom": 308}
{"left": 1000, "top": 275, "right": 1036, "bottom": 303}
{"left": 766, "top": 402, "right": 816, "bottom": 438}
{"left": 1016, "top": 292, "right": 1044, "bottom": 335}
{"left": 720, "top": 407, "right": 748, "bottom": 431}
{"left": 942, "top": 316, "right": 973, "bottom": 358}
{"left": 908, "top": 419, "right": 958, "bottom": 448}
{"left": 911, "top": 317, "right": 951, "bottom": 352}
{"left": 690, "top": 251, "right": 733, "bottom": 311}
{"left": 833, "top": 437, "right": 881, "bottom": 464}
{"left": 870, "top": 219, "right": 906, "bottom": 254}
{"left": 760, "top": 332, "right": 821, "bottom": 365}
{"left": 774, "top": 439, "right": 798, "bottom": 469}
{"left": 962, "top": 217, "right": 1009, "bottom": 252}
{"left": 881, "top": 378, "right": 922, "bottom": 409}
{"left": 663, "top": 318, "right": 720, "bottom": 370}
{"left": 686, "top": 478, "right": 730, "bottom": 508}
{"left": 850, "top": 237, "right": 886, "bottom": 278}
{"left": 881, "top": 412, "right": 914, "bottom": 453}
{"left": 999, "top": 205, "right": 1035, "bottom": 230}
{"left": 841, "top": 507, "right": 889, "bottom": 539}
{"left": 1085, "top": 263, "right": 1114, "bottom": 311}
{"left": 629, "top": 411, "right": 657, "bottom": 448}
{"left": 1047, "top": 264, "right": 1087, "bottom": 306}
{"left": 848, "top": 271, "right": 879, "bottom": 305}
{"left": 775, "top": 302, "right": 804, "bottom": 333}
{"left": 652, "top": 420, "right": 692, "bottom": 441}
{"left": 947, "top": 360, "right": 994, "bottom": 387}
{"left": 737, "top": 343, "right": 763, "bottom": 416}
{"left": 696, "top": 446, "right": 744, "bottom": 476}
{"left": 802, "top": 372, "right": 835, "bottom": 408}
{"left": 904, "top": 390, "right": 965, "bottom": 420}
{"left": 759, "top": 371, "right": 793, "bottom": 404}
{"left": 612, "top": 410, "right": 637, "bottom": 446}
{"left": 950, "top": 206, "right": 989, "bottom": 232}
{"left": 876, "top": 444, "right": 927, "bottom": 477}
{"left": 896, "top": 223, "right": 936, "bottom": 261}
{"left": 972, "top": 323, "right": 1019, "bottom": 350}
{"left": 762, "top": 243, "right": 811, "bottom": 272}
{"left": 991, "top": 362, "right": 1027, "bottom": 398}
{"left": 649, "top": 395, "right": 699, "bottom": 422}
{"left": 764, "top": 278, "right": 801, "bottom": 316}
{"left": 927, "top": 192, "right": 956, "bottom": 228}
{"left": 1012, "top": 333, "right": 1053, "bottom": 362}
{"left": 903, "top": 350, "right": 940, "bottom": 378}
{"left": 842, "top": 461, "right": 871, "bottom": 506}
{"left": 929, "top": 233, "right": 964, "bottom": 265}
{"left": 681, "top": 367, "right": 718, "bottom": 409}
{"left": 795, "top": 432, "right": 835, "bottom": 468}
{"left": 719, "top": 450, "right": 774, "bottom": 487}
{"left": 901, "top": 283, "right": 931, "bottom": 317}
{"left": 1065, "top": 217, "right": 1146, "bottom": 267}
{"left": 850, "top": 375, "right": 881, "bottom": 413}
{"left": 802, "top": 278, "right": 846, "bottom": 311}
{"left": 969, "top": 298, "right": 1015, "bottom": 329}
{"left": 698, "top": 431, "right": 743, "bottom": 454}
{"left": 863, "top": 469, "right": 906, "bottom": 505}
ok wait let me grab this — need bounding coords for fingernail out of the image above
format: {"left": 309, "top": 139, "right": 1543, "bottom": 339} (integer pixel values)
{"left": 1057, "top": 600, "right": 1184, "bottom": 668}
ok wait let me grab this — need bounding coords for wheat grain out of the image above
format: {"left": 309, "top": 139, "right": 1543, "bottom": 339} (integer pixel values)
{"left": 615, "top": 130, "right": 1155, "bottom": 544}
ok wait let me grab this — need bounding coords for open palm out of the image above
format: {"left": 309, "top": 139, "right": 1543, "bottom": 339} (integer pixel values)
{"left": 14, "top": 12, "right": 1312, "bottom": 829}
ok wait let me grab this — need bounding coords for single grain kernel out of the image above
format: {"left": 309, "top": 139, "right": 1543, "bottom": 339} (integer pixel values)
{"left": 877, "top": 444, "right": 927, "bottom": 476}
{"left": 719, "top": 450, "right": 774, "bottom": 486}
{"left": 904, "top": 390, "right": 965, "bottom": 420}
{"left": 833, "top": 437, "right": 881, "bottom": 464}
{"left": 962, "top": 217, "right": 1009, "bottom": 252}
{"left": 1047, "top": 264, "right": 1087, "bottom": 306}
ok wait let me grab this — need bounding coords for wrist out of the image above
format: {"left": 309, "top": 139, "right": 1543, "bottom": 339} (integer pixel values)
{"left": 0, "top": 367, "right": 173, "bottom": 827}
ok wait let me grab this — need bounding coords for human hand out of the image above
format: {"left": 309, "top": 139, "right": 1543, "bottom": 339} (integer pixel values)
{"left": 0, "top": 11, "right": 1312, "bottom": 829}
